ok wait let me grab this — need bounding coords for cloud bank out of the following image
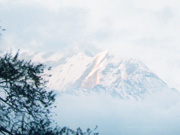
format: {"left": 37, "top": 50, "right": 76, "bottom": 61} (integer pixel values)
{"left": 0, "top": 0, "right": 180, "bottom": 89}
{"left": 53, "top": 91, "right": 180, "bottom": 135}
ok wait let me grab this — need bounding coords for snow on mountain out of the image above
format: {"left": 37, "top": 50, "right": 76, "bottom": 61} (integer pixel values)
{"left": 48, "top": 51, "right": 93, "bottom": 90}
{"left": 20, "top": 47, "right": 177, "bottom": 99}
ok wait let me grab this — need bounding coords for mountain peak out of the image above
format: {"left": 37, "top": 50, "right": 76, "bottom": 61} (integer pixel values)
{"left": 81, "top": 50, "right": 108, "bottom": 88}
{"left": 24, "top": 47, "right": 173, "bottom": 99}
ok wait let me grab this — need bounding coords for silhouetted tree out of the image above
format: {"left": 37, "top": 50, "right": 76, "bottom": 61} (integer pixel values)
{"left": 0, "top": 52, "right": 99, "bottom": 135}
{"left": 0, "top": 52, "right": 56, "bottom": 134}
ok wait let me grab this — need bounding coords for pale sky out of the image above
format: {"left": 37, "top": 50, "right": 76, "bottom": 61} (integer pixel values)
{"left": 0, "top": 0, "right": 180, "bottom": 90}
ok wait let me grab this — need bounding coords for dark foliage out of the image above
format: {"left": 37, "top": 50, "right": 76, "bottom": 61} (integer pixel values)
{"left": 0, "top": 52, "right": 99, "bottom": 135}
{"left": 0, "top": 52, "right": 56, "bottom": 134}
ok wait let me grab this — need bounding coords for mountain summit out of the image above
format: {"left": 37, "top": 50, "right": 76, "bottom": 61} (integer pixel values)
{"left": 35, "top": 48, "right": 172, "bottom": 99}
{"left": 22, "top": 48, "right": 175, "bottom": 99}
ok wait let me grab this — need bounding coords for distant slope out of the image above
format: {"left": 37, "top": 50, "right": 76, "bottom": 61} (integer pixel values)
{"left": 20, "top": 47, "right": 177, "bottom": 99}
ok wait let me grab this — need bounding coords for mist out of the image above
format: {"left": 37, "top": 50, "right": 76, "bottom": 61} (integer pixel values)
{"left": 52, "top": 90, "right": 180, "bottom": 135}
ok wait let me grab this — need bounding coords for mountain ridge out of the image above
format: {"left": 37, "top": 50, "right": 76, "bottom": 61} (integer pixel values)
{"left": 19, "top": 48, "right": 178, "bottom": 99}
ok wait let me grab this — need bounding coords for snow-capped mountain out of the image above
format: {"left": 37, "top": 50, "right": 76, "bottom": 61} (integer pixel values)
{"left": 20, "top": 47, "right": 176, "bottom": 99}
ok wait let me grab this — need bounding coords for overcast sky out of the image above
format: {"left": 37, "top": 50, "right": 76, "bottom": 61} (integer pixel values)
{"left": 0, "top": 0, "right": 180, "bottom": 90}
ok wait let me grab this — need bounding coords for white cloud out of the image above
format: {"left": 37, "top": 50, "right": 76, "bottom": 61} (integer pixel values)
{"left": 53, "top": 92, "right": 180, "bottom": 135}
{"left": 0, "top": 0, "right": 180, "bottom": 90}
